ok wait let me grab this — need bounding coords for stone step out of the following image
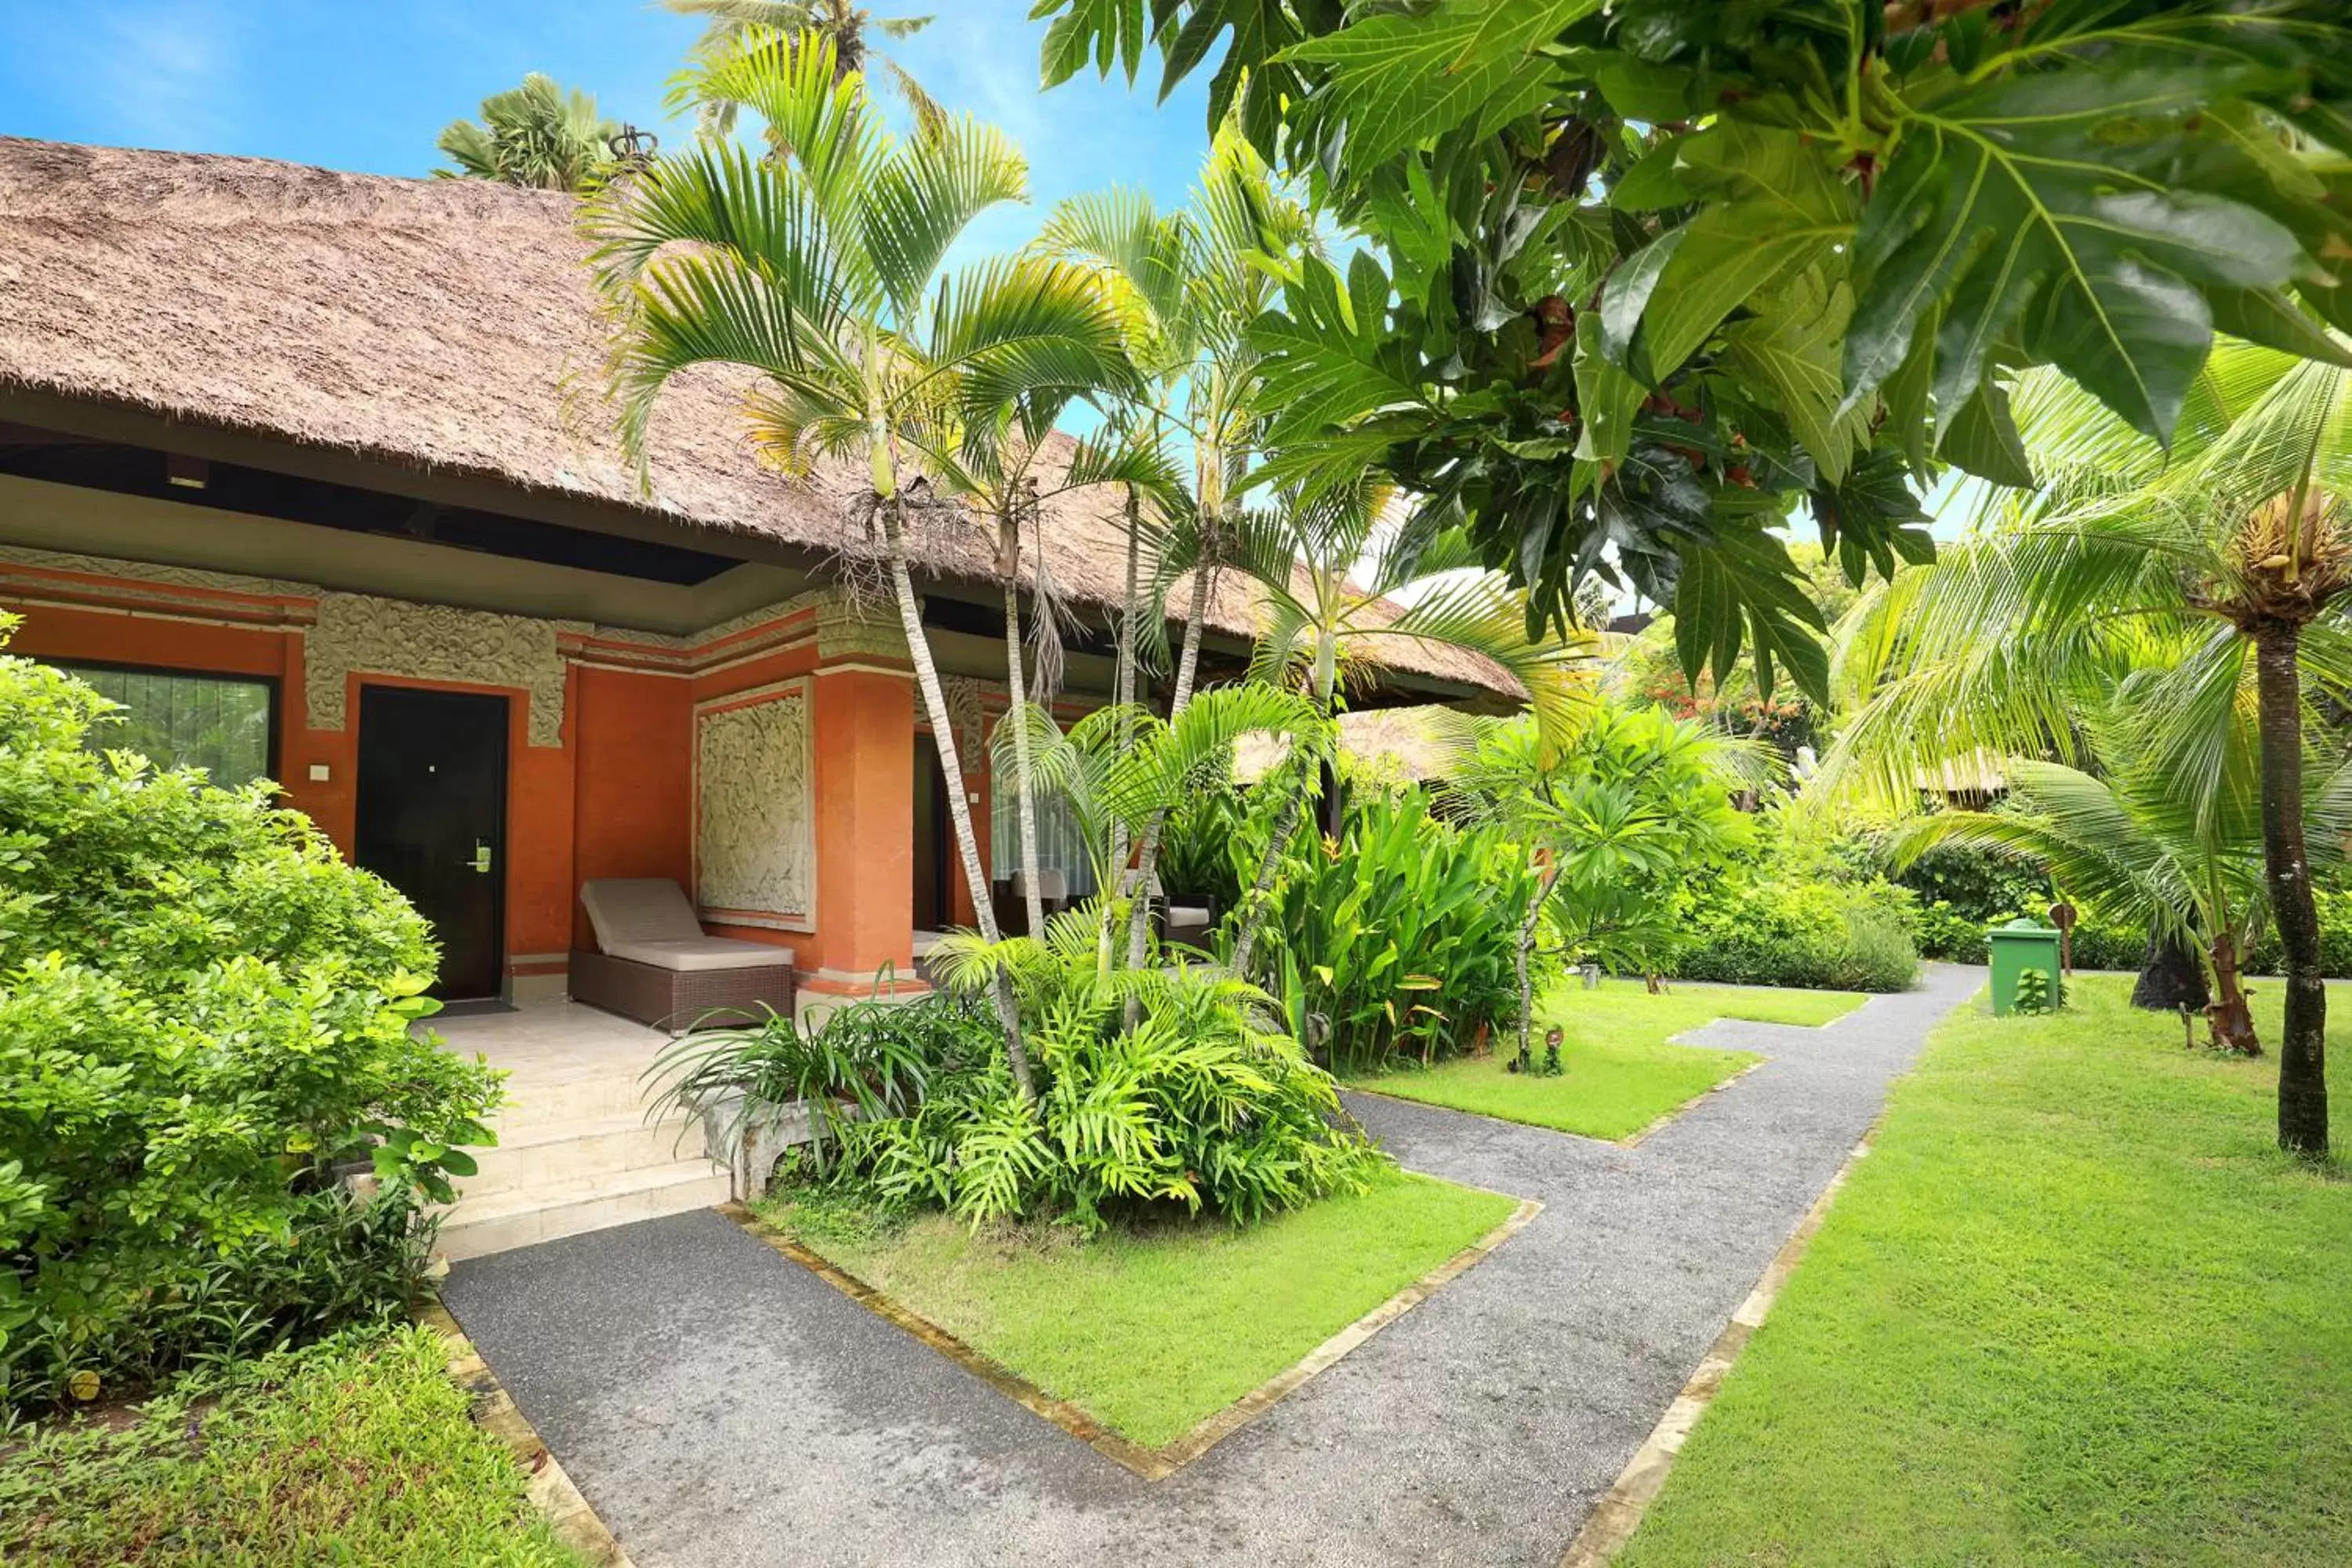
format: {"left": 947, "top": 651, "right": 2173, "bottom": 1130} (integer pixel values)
{"left": 493, "top": 1068, "right": 673, "bottom": 1133}
{"left": 463, "top": 1110, "right": 708, "bottom": 1199}
{"left": 435, "top": 1158, "right": 731, "bottom": 1262}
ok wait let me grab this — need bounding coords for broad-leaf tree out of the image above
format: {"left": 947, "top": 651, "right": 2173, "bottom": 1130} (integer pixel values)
{"left": 1823, "top": 338, "right": 2352, "bottom": 1154}
{"left": 585, "top": 37, "right": 1132, "bottom": 1097}
{"left": 435, "top": 73, "right": 622, "bottom": 193}
{"left": 1035, "top": 0, "right": 2352, "bottom": 700}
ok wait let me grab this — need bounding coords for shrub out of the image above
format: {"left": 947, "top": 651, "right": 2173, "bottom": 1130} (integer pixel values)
{"left": 1153, "top": 780, "right": 1247, "bottom": 913}
{"left": 658, "top": 938, "right": 1383, "bottom": 1231}
{"left": 0, "top": 631, "right": 499, "bottom": 1411}
{"left": 1671, "top": 877, "right": 1922, "bottom": 993}
{"left": 1238, "top": 789, "right": 1548, "bottom": 1074}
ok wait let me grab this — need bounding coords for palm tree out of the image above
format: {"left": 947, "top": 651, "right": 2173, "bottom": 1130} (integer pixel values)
{"left": 1036, "top": 127, "right": 1317, "bottom": 975}
{"left": 1888, "top": 699, "right": 2352, "bottom": 1055}
{"left": 583, "top": 36, "right": 1131, "bottom": 1098}
{"left": 1821, "top": 339, "right": 2352, "bottom": 1154}
{"left": 1216, "top": 473, "right": 1601, "bottom": 978}
{"left": 435, "top": 74, "right": 621, "bottom": 193}
{"left": 955, "top": 397, "right": 1178, "bottom": 938}
{"left": 663, "top": 1, "right": 939, "bottom": 138}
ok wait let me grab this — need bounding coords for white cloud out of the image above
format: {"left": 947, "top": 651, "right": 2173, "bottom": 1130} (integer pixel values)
{"left": 55, "top": 1, "right": 248, "bottom": 149}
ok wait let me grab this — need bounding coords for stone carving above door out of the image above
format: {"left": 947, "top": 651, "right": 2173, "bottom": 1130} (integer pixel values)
{"left": 696, "top": 689, "right": 815, "bottom": 920}
{"left": 306, "top": 593, "right": 578, "bottom": 746}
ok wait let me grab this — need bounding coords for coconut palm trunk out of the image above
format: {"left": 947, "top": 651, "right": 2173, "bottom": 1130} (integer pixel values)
{"left": 1098, "top": 485, "right": 1142, "bottom": 979}
{"left": 884, "top": 501, "right": 1035, "bottom": 1098}
{"left": 1228, "top": 635, "right": 1338, "bottom": 978}
{"left": 1514, "top": 862, "right": 1564, "bottom": 1071}
{"left": 2206, "top": 929, "right": 2259, "bottom": 1055}
{"left": 1122, "top": 514, "right": 1217, "bottom": 974}
{"left": 1227, "top": 782, "right": 1302, "bottom": 979}
{"left": 999, "top": 511, "right": 1047, "bottom": 940}
{"left": 2256, "top": 622, "right": 2329, "bottom": 1153}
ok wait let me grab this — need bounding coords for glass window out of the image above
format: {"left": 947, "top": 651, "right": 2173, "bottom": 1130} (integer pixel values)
{"left": 64, "top": 664, "right": 275, "bottom": 786}
{"left": 990, "top": 760, "right": 1098, "bottom": 900}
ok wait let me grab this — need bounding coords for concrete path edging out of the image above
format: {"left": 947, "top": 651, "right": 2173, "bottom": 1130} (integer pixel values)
{"left": 1555, "top": 1130, "right": 1878, "bottom": 1566}
{"left": 420, "top": 1298, "right": 636, "bottom": 1567}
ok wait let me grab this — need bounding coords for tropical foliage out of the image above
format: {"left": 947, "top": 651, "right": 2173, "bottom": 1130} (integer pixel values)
{"left": 434, "top": 72, "right": 623, "bottom": 192}
{"left": 1036, "top": 0, "right": 2352, "bottom": 698}
{"left": 666, "top": 927, "right": 1382, "bottom": 1230}
{"left": 0, "top": 635, "right": 499, "bottom": 1412}
{"left": 1824, "top": 337, "right": 2352, "bottom": 1151}
{"left": 665, "top": 0, "right": 940, "bottom": 136}
{"left": 585, "top": 36, "right": 1140, "bottom": 1095}
{"left": 1236, "top": 788, "right": 1545, "bottom": 1077}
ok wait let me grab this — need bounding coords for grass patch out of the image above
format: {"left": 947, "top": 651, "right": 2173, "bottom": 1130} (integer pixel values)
{"left": 759, "top": 1167, "right": 1519, "bottom": 1449}
{"left": 1346, "top": 978, "right": 1864, "bottom": 1141}
{"left": 0, "top": 1324, "right": 580, "bottom": 1567}
{"left": 1619, "top": 976, "right": 2352, "bottom": 1567}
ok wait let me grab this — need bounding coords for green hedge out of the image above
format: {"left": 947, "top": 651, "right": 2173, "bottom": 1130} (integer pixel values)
{"left": 1670, "top": 877, "right": 1922, "bottom": 993}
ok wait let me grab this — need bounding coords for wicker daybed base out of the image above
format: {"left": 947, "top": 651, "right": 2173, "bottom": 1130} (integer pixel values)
{"left": 568, "top": 948, "right": 795, "bottom": 1031}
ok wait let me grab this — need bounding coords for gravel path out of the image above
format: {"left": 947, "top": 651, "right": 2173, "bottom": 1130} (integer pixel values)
{"left": 441, "top": 965, "right": 1982, "bottom": 1568}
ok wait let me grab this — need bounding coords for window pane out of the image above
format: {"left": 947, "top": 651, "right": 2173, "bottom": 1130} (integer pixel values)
{"left": 990, "top": 754, "right": 1097, "bottom": 899}
{"left": 66, "top": 664, "right": 274, "bottom": 786}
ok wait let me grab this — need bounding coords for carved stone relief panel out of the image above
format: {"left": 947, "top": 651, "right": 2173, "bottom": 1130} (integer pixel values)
{"left": 937, "top": 675, "right": 988, "bottom": 771}
{"left": 307, "top": 593, "right": 577, "bottom": 746}
{"left": 696, "top": 688, "right": 814, "bottom": 917}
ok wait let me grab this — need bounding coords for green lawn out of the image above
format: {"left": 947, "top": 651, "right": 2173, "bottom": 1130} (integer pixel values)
{"left": 1620, "top": 976, "right": 2352, "bottom": 1567}
{"left": 0, "top": 1325, "right": 579, "bottom": 1567}
{"left": 759, "top": 1167, "right": 1519, "bottom": 1449}
{"left": 1347, "top": 978, "right": 1864, "bottom": 1141}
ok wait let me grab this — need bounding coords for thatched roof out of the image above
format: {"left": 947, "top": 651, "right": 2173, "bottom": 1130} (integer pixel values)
{"left": 1235, "top": 705, "right": 1457, "bottom": 785}
{"left": 0, "top": 136, "right": 1513, "bottom": 699}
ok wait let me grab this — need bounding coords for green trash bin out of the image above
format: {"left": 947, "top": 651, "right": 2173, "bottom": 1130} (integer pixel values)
{"left": 1987, "top": 916, "right": 2063, "bottom": 1015}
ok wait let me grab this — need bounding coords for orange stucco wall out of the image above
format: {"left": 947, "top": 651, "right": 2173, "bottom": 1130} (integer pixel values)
{"left": 3, "top": 567, "right": 940, "bottom": 1001}
{"left": 570, "top": 664, "right": 694, "bottom": 950}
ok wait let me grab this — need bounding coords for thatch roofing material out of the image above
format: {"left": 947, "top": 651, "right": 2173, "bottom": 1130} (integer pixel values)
{"left": 0, "top": 137, "right": 1512, "bottom": 699}
{"left": 1235, "top": 705, "right": 1456, "bottom": 784}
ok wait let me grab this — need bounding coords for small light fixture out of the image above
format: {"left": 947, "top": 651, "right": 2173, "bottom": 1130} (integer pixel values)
{"left": 165, "top": 453, "right": 209, "bottom": 490}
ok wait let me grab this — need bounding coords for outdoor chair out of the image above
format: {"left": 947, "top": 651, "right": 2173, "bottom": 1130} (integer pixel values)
{"left": 991, "top": 867, "right": 1070, "bottom": 935}
{"left": 571, "top": 878, "right": 795, "bottom": 1030}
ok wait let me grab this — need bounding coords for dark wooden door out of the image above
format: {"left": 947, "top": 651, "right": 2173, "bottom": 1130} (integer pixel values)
{"left": 912, "top": 731, "right": 952, "bottom": 931}
{"left": 355, "top": 686, "right": 509, "bottom": 1000}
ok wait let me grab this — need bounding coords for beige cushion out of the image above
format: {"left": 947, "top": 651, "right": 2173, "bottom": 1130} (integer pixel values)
{"left": 605, "top": 937, "right": 795, "bottom": 973}
{"left": 580, "top": 878, "right": 706, "bottom": 949}
{"left": 1012, "top": 868, "right": 1069, "bottom": 903}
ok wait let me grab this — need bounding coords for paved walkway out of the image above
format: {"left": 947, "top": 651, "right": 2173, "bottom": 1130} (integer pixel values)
{"left": 441, "top": 965, "right": 1983, "bottom": 1568}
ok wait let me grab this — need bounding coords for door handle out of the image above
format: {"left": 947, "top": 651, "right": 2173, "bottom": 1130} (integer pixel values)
{"left": 466, "top": 841, "right": 494, "bottom": 875}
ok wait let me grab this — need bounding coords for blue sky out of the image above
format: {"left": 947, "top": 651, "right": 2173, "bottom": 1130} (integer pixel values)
{"left": 0, "top": 0, "right": 1214, "bottom": 260}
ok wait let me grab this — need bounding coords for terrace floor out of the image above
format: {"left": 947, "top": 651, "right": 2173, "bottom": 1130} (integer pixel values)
{"left": 437, "top": 965, "right": 1984, "bottom": 1567}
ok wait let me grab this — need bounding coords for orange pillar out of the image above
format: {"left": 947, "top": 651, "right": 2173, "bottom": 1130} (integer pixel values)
{"left": 807, "top": 666, "right": 919, "bottom": 997}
